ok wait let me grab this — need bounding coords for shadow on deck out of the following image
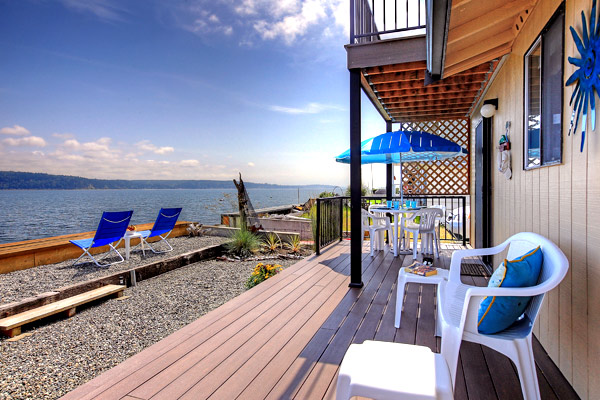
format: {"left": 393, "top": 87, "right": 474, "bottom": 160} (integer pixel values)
{"left": 61, "top": 241, "right": 578, "bottom": 400}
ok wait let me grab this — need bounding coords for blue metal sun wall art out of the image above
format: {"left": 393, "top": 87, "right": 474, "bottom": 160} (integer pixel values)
{"left": 566, "top": 0, "right": 600, "bottom": 152}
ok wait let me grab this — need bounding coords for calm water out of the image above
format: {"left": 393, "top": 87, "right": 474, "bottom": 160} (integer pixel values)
{"left": 0, "top": 188, "right": 322, "bottom": 244}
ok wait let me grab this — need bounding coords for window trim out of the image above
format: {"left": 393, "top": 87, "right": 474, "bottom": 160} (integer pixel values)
{"left": 523, "top": 3, "right": 565, "bottom": 171}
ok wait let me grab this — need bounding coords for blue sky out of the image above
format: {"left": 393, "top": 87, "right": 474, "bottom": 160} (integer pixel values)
{"left": 0, "top": 0, "right": 386, "bottom": 186}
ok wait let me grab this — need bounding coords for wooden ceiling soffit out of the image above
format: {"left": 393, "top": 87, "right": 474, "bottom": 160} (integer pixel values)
{"left": 444, "top": 43, "right": 510, "bottom": 78}
{"left": 362, "top": 55, "right": 497, "bottom": 122}
{"left": 443, "top": 0, "right": 537, "bottom": 77}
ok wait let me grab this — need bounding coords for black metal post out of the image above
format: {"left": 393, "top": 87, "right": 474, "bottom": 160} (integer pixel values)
{"left": 386, "top": 120, "right": 393, "bottom": 200}
{"left": 350, "top": 69, "right": 363, "bottom": 288}
{"left": 462, "top": 196, "right": 467, "bottom": 246}
{"left": 316, "top": 198, "right": 321, "bottom": 255}
{"left": 339, "top": 197, "right": 344, "bottom": 241}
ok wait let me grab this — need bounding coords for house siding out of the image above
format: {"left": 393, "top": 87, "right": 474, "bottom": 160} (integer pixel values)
{"left": 469, "top": 0, "right": 599, "bottom": 398}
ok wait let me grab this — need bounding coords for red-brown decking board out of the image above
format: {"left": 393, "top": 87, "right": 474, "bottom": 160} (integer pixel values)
{"left": 61, "top": 241, "right": 578, "bottom": 400}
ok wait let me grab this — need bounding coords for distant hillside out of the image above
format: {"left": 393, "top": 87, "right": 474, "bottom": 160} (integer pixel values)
{"left": 0, "top": 171, "right": 331, "bottom": 191}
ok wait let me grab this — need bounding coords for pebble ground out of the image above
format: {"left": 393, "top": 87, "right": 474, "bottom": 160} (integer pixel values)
{"left": 0, "top": 236, "right": 303, "bottom": 400}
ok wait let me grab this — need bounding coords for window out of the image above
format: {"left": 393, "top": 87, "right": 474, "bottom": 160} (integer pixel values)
{"left": 524, "top": 4, "right": 564, "bottom": 169}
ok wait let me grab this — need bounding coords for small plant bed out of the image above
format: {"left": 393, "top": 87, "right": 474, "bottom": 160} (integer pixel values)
{"left": 222, "top": 230, "right": 312, "bottom": 262}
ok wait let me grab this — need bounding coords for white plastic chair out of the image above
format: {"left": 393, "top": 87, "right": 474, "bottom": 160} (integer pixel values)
{"left": 336, "top": 341, "right": 453, "bottom": 400}
{"left": 400, "top": 208, "right": 443, "bottom": 259}
{"left": 429, "top": 204, "right": 446, "bottom": 253}
{"left": 361, "top": 209, "right": 393, "bottom": 257}
{"left": 438, "top": 232, "right": 569, "bottom": 400}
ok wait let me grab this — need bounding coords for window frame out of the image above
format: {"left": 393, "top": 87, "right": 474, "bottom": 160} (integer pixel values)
{"left": 523, "top": 3, "right": 565, "bottom": 170}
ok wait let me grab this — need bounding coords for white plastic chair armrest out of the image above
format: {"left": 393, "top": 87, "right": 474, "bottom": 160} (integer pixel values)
{"left": 448, "top": 241, "right": 511, "bottom": 282}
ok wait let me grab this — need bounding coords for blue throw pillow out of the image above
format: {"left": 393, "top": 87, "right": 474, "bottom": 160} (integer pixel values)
{"left": 477, "top": 246, "right": 543, "bottom": 334}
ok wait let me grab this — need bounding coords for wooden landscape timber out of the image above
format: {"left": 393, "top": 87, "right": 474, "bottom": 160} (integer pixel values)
{"left": 0, "top": 284, "right": 126, "bottom": 338}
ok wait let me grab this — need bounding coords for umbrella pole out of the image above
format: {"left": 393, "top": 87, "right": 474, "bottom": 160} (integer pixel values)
{"left": 399, "top": 153, "right": 403, "bottom": 206}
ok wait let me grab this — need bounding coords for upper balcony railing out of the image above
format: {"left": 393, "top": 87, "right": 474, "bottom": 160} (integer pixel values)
{"left": 350, "top": 0, "right": 426, "bottom": 44}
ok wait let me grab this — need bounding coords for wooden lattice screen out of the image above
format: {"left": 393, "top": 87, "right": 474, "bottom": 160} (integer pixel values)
{"left": 399, "top": 118, "right": 470, "bottom": 195}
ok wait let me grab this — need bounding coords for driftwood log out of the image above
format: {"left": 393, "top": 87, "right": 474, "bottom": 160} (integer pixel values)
{"left": 233, "top": 173, "right": 248, "bottom": 230}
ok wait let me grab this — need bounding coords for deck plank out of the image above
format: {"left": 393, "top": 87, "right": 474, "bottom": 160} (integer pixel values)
{"left": 59, "top": 242, "right": 578, "bottom": 400}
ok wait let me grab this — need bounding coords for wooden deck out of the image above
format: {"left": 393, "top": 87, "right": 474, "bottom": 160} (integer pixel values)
{"left": 61, "top": 241, "right": 579, "bottom": 400}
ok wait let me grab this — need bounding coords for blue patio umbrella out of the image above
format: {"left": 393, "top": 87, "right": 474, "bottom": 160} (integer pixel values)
{"left": 335, "top": 130, "right": 468, "bottom": 203}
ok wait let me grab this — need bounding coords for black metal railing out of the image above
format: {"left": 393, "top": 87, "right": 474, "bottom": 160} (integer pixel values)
{"left": 315, "top": 195, "right": 468, "bottom": 254}
{"left": 351, "top": 0, "right": 426, "bottom": 44}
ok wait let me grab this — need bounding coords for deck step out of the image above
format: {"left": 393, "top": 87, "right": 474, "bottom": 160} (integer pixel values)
{"left": 0, "top": 284, "right": 125, "bottom": 337}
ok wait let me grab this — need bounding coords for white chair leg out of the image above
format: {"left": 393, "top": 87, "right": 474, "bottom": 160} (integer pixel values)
{"left": 370, "top": 229, "right": 375, "bottom": 257}
{"left": 440, "top": 325, "right": 462, "bottom": 386}
{"left": 412, "top": 232, "right": 418, "bottom": 259}
{"left": 514, "top": 336, "right": 541, "bottom": 400}
{"left": 435, "top": 286, "right": 442, "bottom": 337}
{"left": 334, "top": 369, "right": 352, "bottom": 400}
{"left": 395, "top": 274, "right": 407, "bottom": 328}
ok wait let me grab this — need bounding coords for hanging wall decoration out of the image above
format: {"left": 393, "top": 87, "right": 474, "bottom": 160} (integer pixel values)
{"left": 566, "top": 0, "right": 600, "bottom": 152}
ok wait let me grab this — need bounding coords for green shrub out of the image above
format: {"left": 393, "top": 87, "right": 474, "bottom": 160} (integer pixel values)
{"left": 225, "top": 229, "right": 260, "bottom": 258}
{"left": 318, "top": 191, "right": 335, "bottom": 198}
{"left": 246, "top": 263, "right": 283, "bottom": 288}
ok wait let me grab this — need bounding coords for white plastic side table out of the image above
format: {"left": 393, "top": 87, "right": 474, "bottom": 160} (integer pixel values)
{"left": 395, "top": 267, "right": 448, "bottom": 333}
{"left": 124, "top": 232, "right": 145, "bottom": 261}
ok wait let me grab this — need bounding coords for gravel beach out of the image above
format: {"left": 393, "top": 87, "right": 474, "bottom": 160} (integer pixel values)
{"left": 0, "top": 236, "right": 305, "bottom": 400}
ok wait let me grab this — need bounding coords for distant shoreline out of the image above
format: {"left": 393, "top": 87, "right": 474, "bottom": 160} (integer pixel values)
{"left": 0, "top": 171, "right": 333, "bottom": 191}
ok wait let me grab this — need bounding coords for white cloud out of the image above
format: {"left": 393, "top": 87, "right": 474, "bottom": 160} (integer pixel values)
{"left": 1, "top": 125, "right": 30, "bottom": 136}
{"left": 136, "top": 140, "right": 175, "bottom": 155}
{"left": 172, "top": 0, "right": 346, "bottom": 45}
{"left": 248, "top": 162, "right": 255, "bottom": 167}
{"left": 269, "top": 102, "right": 344, "bottom": 114}
{"left": 3, "top": 136, "right": 47, "bottom": 147}
{"left": 59, "top": 0, "right": 128, "bottom": 22}
{"left": 253, "top": 0, "right": 327, "bottom": 44}
{"left": 52, "top": 132, "right": 75, "bottom": 139}
{"left": 180, "top": 159, "right": 200, "bottom": 166}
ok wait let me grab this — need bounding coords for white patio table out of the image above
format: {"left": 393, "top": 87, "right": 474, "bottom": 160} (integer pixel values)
{"left": 368, "top": 204, "right": 423, "bottom": 257}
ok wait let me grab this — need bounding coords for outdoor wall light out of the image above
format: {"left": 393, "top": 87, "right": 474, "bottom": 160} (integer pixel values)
{"left": 481, "top": 98, "right": 498, "bottom": 118}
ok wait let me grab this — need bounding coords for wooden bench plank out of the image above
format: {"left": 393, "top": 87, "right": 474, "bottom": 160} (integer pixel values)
{"left": 0, "top": 284, "right": 125, "bottom": 337}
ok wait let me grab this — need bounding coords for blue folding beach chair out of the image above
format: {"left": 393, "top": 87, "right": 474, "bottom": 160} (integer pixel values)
{"left": 138, "top": 207, "right": 182, "bottom": 253}
{"left": 69, "top": 210, "right": 134, "bottom": 267}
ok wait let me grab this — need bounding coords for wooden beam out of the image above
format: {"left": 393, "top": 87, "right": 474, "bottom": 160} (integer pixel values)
{"left": 369, "top": 71, "right": 488, "bottom": 85}
{"left": 386, "top": 104, "right": 472, "bottom": 113}
{"left": 384, "top": 97, "right": 475, "bottom": 107}
{"left": 447, "top": 0, "right": 533, "bottom": 46}
{"left": 386, "top": 103, "right": 473, "bottom": 113}
{"left": 450, "top": 0, "right": 510, "bottom": 28}
{"left": 451, "top": 0, "right": 476, "bottom": 10}
{"left": 391, "top": 109, "right": 469, "bottom": 117}
{"left": 443, "top": 44, "right": 510, "bottom": 77}
{"left": 378, "top": 88, "right": 481, "bottom": 100}
{"left": 445, "top": 29, "right": 514, "bottom": 68}
{"left": 346, "top": 36, "right": 426, "bottom": 69}
{"left": 392, "top": 113, "right": 469, "bottom": 122}
{"left": 360, "top": 73, "right": 391, "bottom": 121}
{"left": 375, "top": 81, "right": 483, "bottom": 94}
{"left": 365, "top": 61, "right": 426, "bottom": 75}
